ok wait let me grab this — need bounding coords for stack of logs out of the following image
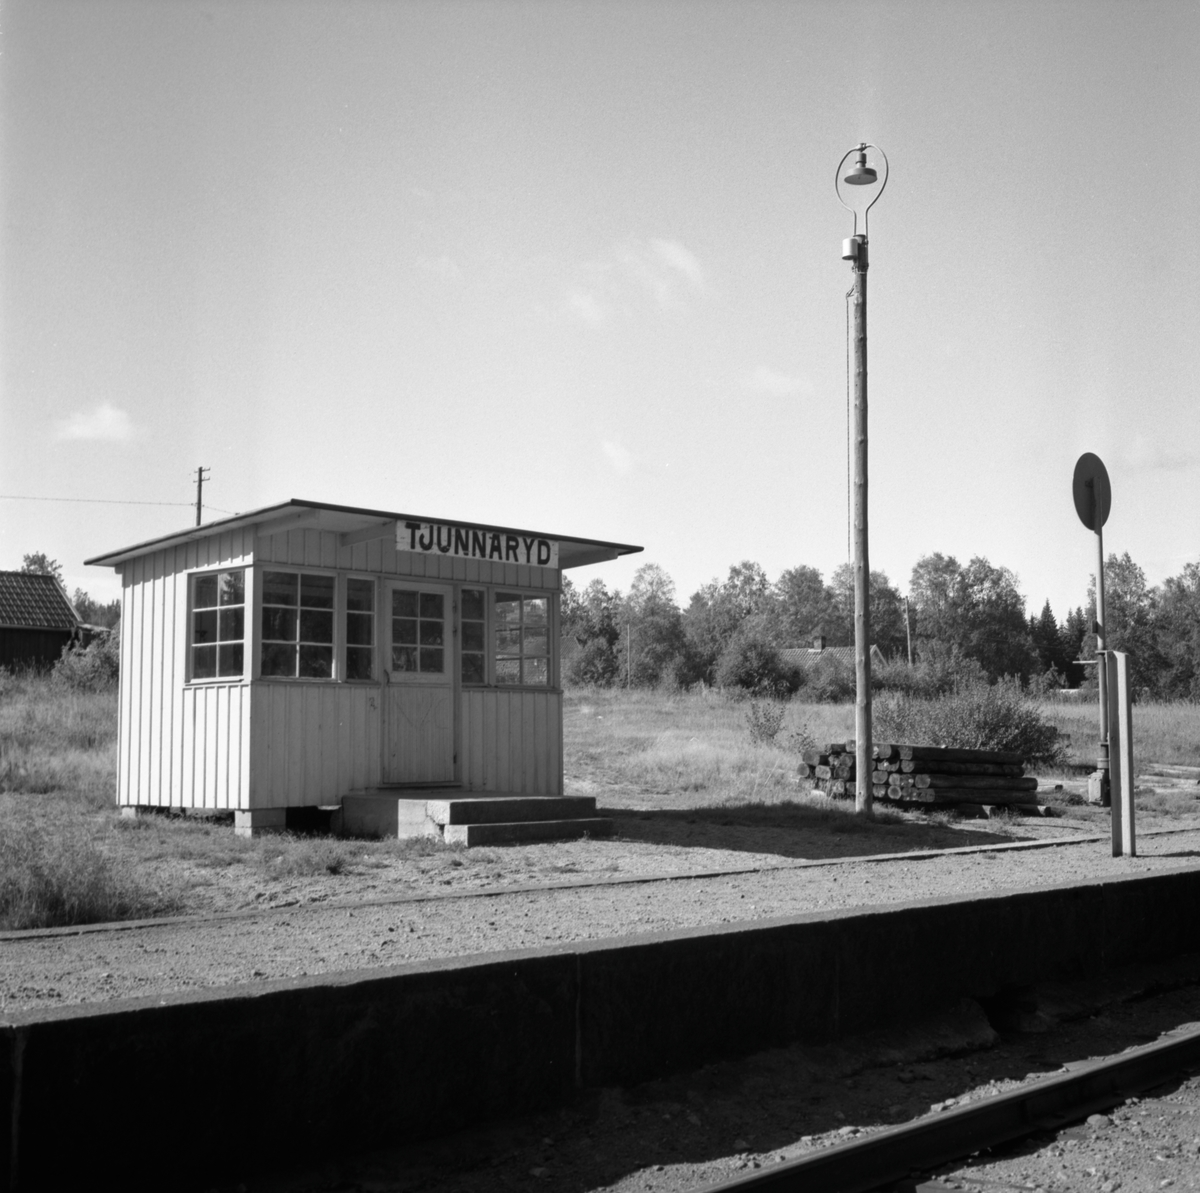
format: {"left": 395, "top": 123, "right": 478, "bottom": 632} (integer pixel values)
{"left": 798, "top": 742, "right": 1039, "bottom": 808}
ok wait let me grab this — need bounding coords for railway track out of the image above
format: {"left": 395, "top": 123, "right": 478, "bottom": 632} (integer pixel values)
{"left": 695, "top": 1021, "right": 1200, "bottom": 1193}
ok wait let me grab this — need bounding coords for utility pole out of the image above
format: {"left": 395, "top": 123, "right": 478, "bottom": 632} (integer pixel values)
{"left": 904, "top": 596, "right": 913, "bottom": 666}
{"left": 195, "top": 466, "right": 210, "bottom": 527}
{"left": 837, "top": 142, "right": 887, "bottom": 817}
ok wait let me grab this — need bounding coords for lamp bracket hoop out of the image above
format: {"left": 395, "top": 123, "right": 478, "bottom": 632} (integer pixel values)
{"left": 835, "top": 142, "right": 889, "bottom": 240}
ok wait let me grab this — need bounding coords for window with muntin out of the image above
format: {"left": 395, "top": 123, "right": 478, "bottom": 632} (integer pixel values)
{"left": 191, "top": 570, "right": 245, "bottom": 680}
{"left": 345, "top": 578, "right": 375, "bottom": 681}
{"left": 494, "top": 592, "right": 549, "bottom": 686}
{"left": 261, "top": 571, "right": 335, "bottom": 679}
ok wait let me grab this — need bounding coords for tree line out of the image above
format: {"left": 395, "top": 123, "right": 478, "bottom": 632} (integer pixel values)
{"left": 563, "top": 551, "right": 1200, "bottom": 700}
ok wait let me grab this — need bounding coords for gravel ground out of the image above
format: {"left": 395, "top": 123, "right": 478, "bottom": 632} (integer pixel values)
{"left": 3, "top": 823, "right": 1200, "bottom": 1015}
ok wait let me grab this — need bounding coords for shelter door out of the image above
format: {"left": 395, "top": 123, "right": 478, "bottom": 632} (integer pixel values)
{"left": 382, "top": 582, "right": 455, "bottom": 784}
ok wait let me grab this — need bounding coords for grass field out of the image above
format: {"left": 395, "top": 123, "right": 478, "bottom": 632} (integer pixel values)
{"left": 2, "top": 674, "right": 1198, "bottom": 930}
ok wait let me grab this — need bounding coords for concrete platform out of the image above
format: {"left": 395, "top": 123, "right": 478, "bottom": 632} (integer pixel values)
{"left": 7, "top": 864, "right": 1200, "bottom": 1190}
{"left": 340, "top": 789, "right": 612, "bottom": 844}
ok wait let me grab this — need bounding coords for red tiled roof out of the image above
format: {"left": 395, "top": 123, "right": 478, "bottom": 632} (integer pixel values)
{"left": 0, "top": 572, "right": 80, "bottom": 631}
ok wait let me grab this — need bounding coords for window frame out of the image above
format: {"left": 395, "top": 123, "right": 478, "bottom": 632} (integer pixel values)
{"left": 489, "top": 588, "right": 555, "bottom": 691}
{"left": 384, "top": 580, "right": 453, "bottom": 685}
{"left": 257, "top": 566, "right": 339, "bottom": 683}
{"left": 343, "top": 573, "right": 379, "bottom": 684}
{"left": 188, "top": 567, "right": 247, "bottom": 684}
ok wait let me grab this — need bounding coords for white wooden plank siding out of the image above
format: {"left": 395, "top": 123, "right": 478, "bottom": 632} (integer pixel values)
{"left": 459, "top": 689, "right": 562, "bottom": 794}
{"left": 116, "top": 531, "right": 253, "bottom": 808}
{"left": 248, "top": 684, "right": 380, "bottom": 807}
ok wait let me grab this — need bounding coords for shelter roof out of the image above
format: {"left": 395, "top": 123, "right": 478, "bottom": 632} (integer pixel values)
{"left": 0, "top": 571, "right": 80, "bottom": 631}
{"left": 85, "top": 499, "right": 643, "bottom": 571}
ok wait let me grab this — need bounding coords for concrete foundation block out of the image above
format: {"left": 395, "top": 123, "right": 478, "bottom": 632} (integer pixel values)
{"left": 234, "top": 808, "right": 288, "bottom": 838}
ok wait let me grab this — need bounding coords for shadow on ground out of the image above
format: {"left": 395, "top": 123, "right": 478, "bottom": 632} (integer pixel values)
{"left": 600, "top": 801, "right": 1021, "bottom": 861}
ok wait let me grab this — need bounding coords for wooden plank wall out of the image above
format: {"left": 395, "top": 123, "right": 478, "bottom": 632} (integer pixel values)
{"left": 254, "top": 528, "right": 560, "bottom": 590}
{"left": 248, "top": 683, "right": 380, "bottom": 807}
{"left": 118, "top": 528, "right": 254, "bottom": 809}
{"left": 460, "top": 689, "right": 563, "bottom": 795}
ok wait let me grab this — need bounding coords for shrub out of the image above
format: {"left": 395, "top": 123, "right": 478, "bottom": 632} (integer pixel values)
{"left": 874, "top": 678, "right": 1064, "bottom": 765}
{"left": 872, "top": 641, "right": 987, "bottom": 699}
{"left": 565, "top": 637, "right": 620, "bottom": 687}
{"left": 52, "top": 629, "right": 120, "bottom": 692}
{"left": 715, "top": 634, "right": 801, "bottom": 696}
{"left": 798, "top": 655, "right": 856, "bottom": 703}
{"left": 746, "top": 700, "right": 786, "bottom": 745}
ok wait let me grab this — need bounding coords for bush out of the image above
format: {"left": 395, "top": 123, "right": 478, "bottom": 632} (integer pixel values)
{"left": 715, "top": 634, "right": 801, "bottom": 697}
{"left": 53, "top": 629, "right": 120, "bottom": 692}
{"left": 565, "top": 637, "right": 620, "bottom": 687}
{"left": 872, "top": 641, "right": 987, "bottom": 699}
{"left": 798, "top": 655, "right": 856, "bottom": 703}
{"left": 745, "top": 700, "right": 786, "bottom": 745}
{"left": 873, "top": 678, "right": 1064, "bottom": 765}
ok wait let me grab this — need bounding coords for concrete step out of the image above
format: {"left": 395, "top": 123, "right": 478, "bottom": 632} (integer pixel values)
{"left": 442, "top": 817, "right": 614, "bottom": 846}
{"left": 427, "top": 796, "right": 598, "bottom": 826}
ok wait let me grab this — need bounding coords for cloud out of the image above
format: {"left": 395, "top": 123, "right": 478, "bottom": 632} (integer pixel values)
{"left": 601, "top": 440, "right": 634, "bottom": 473}
{"left": 741, "top": 367, "right": 814, "bottom": 398}
{"left": 566, "top": 288, "right": 607, "bottom": 328}
{"left": 649, "top": 239, "right": 704, "bottom": 288}
{"left": 55, "top": 402, "right": 136, "bottom": 442}
{"left": 1124, "top": 435, "right": 1200, "bottom": 472}
{"left": 416, "top": 255, "right": 462, "bottom": 282}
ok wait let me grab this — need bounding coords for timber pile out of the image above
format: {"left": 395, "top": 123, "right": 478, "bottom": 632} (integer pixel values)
{"left": 798, "top": 742, "right": 1040, "bottom": 809}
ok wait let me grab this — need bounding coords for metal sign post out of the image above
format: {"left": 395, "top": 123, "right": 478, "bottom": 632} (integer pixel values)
{"left": 1072, "top": 453, "right": 1112, "bottom": 805}
{"left": 1105, "top": 649, "right": 1136, "bottom": 857}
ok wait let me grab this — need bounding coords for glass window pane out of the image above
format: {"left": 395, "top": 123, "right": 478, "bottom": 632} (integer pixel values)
{"left": 461, "top": 653, "right": 485, "bottom": 685}
{"left": 392, "top": 590, "right": 418, "bottom": 618}
{"left": 523, "top": 627, "right": 548, "bottom": 656}
{"left": 219, "top": 607, "right": 244, "bottom": 643}
{"left": 193, "top": 644, "right": 217, "bottom": 679}
{"left": 346, "top": 612, "right": 373, "bottom": 646}
{"left": 299, "top": 644, "right": 333, "bottom": 678}
{"left": 263, "top": 572, "right": 299, "bottom": 607}
{"left": 419, "top": 647, "right": 444, "bottom": 673}
{"left": 495, "top": 627, "right": 521, "bottom": 654}
{"left": 461, "top": 589, "right": 485, "bottom": 621}
{"left": 219, "top": 571, "right": 244, "bottom": 606}
{"left": 523, "top": 657, "right": 549, "bottom": 686}
{"left": 347, "top": 579, "right": 374, "bottom": 613}
{"left": 299, "top": 609, "right": 333, "bottom": 644}
{"left": 523, "top": 598, "right": 547, "bottom": 625}
{"left": 262, "top": 607, "right": 297, "bottom": 643}
{"left": 261, "top": 643, "right": 296, "bottom": 677}
{"left": 193, "top": 574, "right": 218, "bottom": 610}
{"left": 494, "top": 594, "right": 521, "bottom": 625}
{"left": 393, "top": 618, "right": 417, "bottom": 645}
{"left": 418, "top": 620, "right": 444, "bottom": 646}
{"left": 419, "top": 592, "right": 444, "bottom": 620}
{"left": 346, "top": 646, "right": 374, "bottom": 681}
{"left": 301, "top": 574, "right": 335, "bottom": 609}
{"left": 218, "top": 643, "right": 244, "bottom": 677}
{"left": 193, "top": 608, "right": 217, "bottom": 644}
{"left": 462, "top": 622, "right": 484, "bottom": 652}
{"left": 392, "top": 645, "right": 418, "bottom": 672}
{"left": 495, "top": 658, "right": 520, "bottom": 685}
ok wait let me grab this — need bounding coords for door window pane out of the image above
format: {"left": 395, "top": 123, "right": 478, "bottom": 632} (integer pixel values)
{"left": 391, "top": 589, "right": 446, "bottom": 676}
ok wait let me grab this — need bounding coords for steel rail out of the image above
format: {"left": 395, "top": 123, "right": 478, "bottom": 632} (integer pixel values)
{"left": 693, "top": 1022, "right": 1200, "bottom": 1193}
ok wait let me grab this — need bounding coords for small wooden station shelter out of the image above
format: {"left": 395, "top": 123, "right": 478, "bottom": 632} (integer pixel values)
{"left": 87, "top": 500, "right": 641, "bottom": 840}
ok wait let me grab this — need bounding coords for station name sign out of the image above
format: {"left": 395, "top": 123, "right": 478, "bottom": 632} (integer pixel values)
{"left": 397, "top": 521, "right": 559, "bottom": 568}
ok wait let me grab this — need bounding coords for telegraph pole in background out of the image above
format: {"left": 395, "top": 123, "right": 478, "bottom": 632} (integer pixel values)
{"left": 195, "top": 466, "right": 210, "bottom": 527}
{"left": 836, "top": 142, "right": 888, "bottom": 817}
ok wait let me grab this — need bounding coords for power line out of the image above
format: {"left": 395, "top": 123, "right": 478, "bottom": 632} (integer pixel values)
{"left": 0, "top": 495, "right": 239, "bottom": 515}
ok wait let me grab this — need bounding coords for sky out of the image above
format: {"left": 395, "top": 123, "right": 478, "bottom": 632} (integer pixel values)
{"left": 3, "top": 0, "right": 1198, "bottom": 621}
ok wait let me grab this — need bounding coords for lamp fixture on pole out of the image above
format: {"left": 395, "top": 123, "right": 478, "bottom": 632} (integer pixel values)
{"left": 835, "top": 142, "right": 887, "bottom": 817}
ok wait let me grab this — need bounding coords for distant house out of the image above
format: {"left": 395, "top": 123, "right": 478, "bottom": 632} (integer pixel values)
{"left": 780, "top": 632, "right": 885, "bottom": 671}
{"left": 0, "top": 571, "right": 82, "bottom": 669}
